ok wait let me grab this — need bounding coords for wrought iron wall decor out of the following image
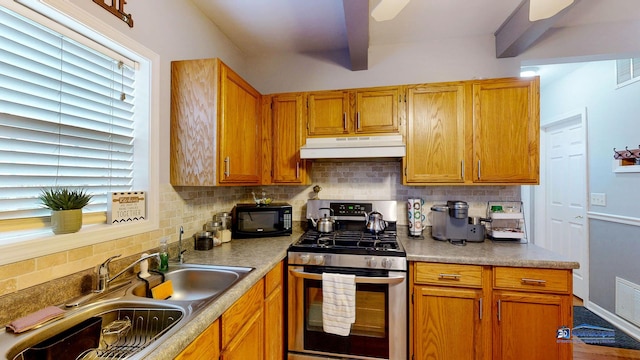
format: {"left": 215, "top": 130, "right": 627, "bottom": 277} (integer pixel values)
{"left": 613, "top": 146, "right": 640, "bottom": 160}
{"left": 93, "top": 0, "right": 133, "bottom": 27}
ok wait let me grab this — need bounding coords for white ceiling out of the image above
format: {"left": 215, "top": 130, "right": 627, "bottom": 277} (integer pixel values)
{"left": 190, "top": 0, "right": 638, "bottom": 56}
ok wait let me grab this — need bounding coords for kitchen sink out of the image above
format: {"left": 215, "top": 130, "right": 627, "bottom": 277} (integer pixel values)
{"left": 130, "top": 264, "right": 253, "bottom": 301}
{"left": 5, "top": 301, "right": 185, "bottom": 360}
{"left": 1, "top": 263, "right": 254, "bottom": 360}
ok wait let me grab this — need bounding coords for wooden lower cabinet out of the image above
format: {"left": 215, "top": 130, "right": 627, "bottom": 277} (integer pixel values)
{"left": 411, "top": 262, "right": 573, "bottom": 360}
{"left": 223, "top": 309, "right": 265, "bottom": 360}
{"left": 264, "top": 262, "right": 284, "bottom": 359}
{"left": 414, "top": 286, "right": 486, "bottom": 360}
{"left": 493, "top": 291, "right": 572, "bottom": 360}
{"left": 175, "top": 319, "right": 220, "bottom": 360}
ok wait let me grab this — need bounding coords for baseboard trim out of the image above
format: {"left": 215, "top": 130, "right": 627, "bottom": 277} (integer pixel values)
{"left": 585, "top": 301, "right": 640, "bottom": 342}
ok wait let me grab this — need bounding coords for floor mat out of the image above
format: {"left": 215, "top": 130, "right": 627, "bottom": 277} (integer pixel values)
{"left": 573, "top": 306, "right": 640, "bottom": 350}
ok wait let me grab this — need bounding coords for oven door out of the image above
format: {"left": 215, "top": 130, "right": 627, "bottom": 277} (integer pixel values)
{"left": 288, "top": 265, "right": 407, "bottom": 360}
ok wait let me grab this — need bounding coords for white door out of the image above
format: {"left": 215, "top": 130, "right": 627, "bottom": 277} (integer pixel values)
{"left": 543, "top": 110, "right": 588, "bottom": 300}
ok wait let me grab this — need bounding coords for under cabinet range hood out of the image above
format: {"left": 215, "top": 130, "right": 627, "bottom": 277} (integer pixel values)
{"left": 299, "top": 135, "right": 406, "bottom": 159}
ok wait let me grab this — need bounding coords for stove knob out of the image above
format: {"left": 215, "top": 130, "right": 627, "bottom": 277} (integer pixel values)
{"left": 366, "top": 257, "right": 377, "bottom": 268}
{"left": 314, "top": 255, "right": 325, "bottom": 265}
{"left": 299, "top": 254, "right": 310, "bottom": 264}
{"left": 381, "top": 258, "right": 393, "bottom": 269}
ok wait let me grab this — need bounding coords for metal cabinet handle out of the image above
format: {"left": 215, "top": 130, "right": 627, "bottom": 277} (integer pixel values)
{"left": 343, "top": 112, "right": 347, "bottom": 130}
{"left": 357, "top": 112, "right": 361, "bottom": 130}
{"left": 521, "top": 278, "right": 547, "bottom": 285}
{"left": 479, "top": 298, "right": 483, "bottom": 320}
{"left": 224, "top": 156, "right": 230, "bottom": 177}
{"left": 461, "top": 160, "right": 465, "bottom": 179}
{"left": 477, "top": 160, "right": 481, "bottom": 179}
{"left": 296, "top": 162, "right": 300, "bottom": 179}
{"left": 497, "top": 299, "right": 501, "bottom": 321}
{"left": 438, "top": 273, "right": 461, "bottom": 280}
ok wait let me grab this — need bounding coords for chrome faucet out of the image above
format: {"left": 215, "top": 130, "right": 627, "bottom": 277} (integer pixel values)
{"left": 178, "top": 226, "right": 186, "bottom": 264}
{"left": 97, "top": 253, "right": 160, "bottom": 292}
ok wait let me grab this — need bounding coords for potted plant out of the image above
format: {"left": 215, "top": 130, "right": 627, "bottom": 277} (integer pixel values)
{"left": 38, "top": 188, "right": 93, "bottom": 234}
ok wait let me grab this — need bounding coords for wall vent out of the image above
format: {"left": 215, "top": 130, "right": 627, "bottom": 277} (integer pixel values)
{"left": 615, "top": 277, "right": 640, "bottom": 327}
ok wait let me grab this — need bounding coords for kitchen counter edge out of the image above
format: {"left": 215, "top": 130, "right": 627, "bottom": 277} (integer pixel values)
{"left": 144, "top": 232, "right": 301, "bottom": 360}
{"left": 400, "top": 229, "right": 579, "bottom": 270}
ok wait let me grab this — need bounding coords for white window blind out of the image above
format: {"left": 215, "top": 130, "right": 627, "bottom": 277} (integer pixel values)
{"left": 616, "top": 58, "right": 640, "bottom": 87}
{"left": 0, "top": 6, "right": 136, "bottom": 220}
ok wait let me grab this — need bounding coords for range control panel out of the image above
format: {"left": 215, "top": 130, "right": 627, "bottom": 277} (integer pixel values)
{"left": 330, "top": 202, "right": 372, "bottom": 216}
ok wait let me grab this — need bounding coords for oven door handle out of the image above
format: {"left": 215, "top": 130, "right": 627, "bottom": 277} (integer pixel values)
{"left": 289, "top": 269, "right": 405, "bottom": 285}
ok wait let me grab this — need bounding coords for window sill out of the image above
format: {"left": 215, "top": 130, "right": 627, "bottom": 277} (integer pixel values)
{"left": 0, "top": 219, "right": 158, "bottom": 266}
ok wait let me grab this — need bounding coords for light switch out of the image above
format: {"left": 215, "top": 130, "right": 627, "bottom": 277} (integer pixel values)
{"left": 590, "top": 193, "right": 606, "bottom": 206}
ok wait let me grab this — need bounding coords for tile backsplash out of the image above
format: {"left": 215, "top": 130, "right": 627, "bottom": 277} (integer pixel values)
{"left": 0, "top": 160, "right": 520, "bottom": 296}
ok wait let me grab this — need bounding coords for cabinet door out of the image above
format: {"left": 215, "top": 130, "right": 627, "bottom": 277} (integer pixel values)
{"left": 272, "top": 94, "right": 307, "bottom": 183}
{"left": 264, "top": 262, "right": 284, "bottom": 360}
{"left": 170, "top": 59, "right": 217, "bottom": 186}
{"left": 307, "top": 91, "right": 350, "bottom": 136}
{"left": 471, "top": 78, "right": 539, "bottom": 184}
{"left": 175, "top": 319, "right": 220, "bottom": 360}
{"left": 222, "top": 310, "right": 265, "bottom": 360}
{"left": 493, "top": 291, "right": 572, "bottom": 360}
{"left": 218, "top": 62, "right": 262, "bottom": 185}
{"left": 414, "top": 286, "right": 485, "bottom": 360}
{"left": 355, "top": 87, "right": 399, "bottom": 134}
{"left": 405, "top": 84, "right": 465, "bottom": 183}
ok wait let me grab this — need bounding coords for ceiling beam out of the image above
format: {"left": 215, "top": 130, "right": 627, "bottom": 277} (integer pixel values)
{"left": 343, "top": 0, "right": 369, "bottom": 70}
{"left": 494, "top": 0, "right": 578, "bottom": 58}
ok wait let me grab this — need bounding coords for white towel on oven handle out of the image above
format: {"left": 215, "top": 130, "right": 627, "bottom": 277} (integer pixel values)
{"left": 322, "top": 272, "right": 356, "bottom": 336}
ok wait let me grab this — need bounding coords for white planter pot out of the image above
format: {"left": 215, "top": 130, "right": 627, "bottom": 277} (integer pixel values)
{"left": 51, "top": 209, "right": 83, "bottom": 234}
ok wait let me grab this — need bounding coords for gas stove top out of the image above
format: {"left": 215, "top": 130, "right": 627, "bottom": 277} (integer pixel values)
{"left": 293, "top": 228, "right": 402, "bottom": 255}
{"left": 289, "top": 200, "right": 406, "bottom": 267}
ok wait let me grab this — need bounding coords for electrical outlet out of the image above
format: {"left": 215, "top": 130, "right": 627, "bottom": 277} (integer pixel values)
{"left": 590, "top": 193, "right": 606, "bottom": 206}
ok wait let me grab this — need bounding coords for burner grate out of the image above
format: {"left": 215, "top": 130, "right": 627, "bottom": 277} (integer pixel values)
{"left": 296, "top": 229, "right": 400, "bottom": 252}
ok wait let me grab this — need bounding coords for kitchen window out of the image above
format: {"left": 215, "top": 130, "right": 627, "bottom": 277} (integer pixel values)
{"left": 0, "top": 0, "right": 159, "bottom": 264}
{"left": 616, "top": 58, "right": 640, "bottom": 88}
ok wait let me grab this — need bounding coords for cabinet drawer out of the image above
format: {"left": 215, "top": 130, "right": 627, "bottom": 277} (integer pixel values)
{"left": 414, "top": 263, "right": 483, "bottom": 288}
{"left": 264, "top": 261, "right": 283, "bottom": 296}
{"left": 493, "top": 267, "right": 570, "bottom": 293}
{"left": 222, "top": 278, "right": 264, "bottom": 348}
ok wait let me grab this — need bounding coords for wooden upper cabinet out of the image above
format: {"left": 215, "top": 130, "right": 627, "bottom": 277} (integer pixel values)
{"left": 218, "top": 62, "right": 262, "bottom": 185}
{"left": 170, "top": 58, "right": 262, "bottom": 186}
{"left": 307, "top": 91, "right": 350, "bottom": 136}
{"left": 405, "top": 83, "right": 465, "bottom": 184}
{"left": 355, "top": 87, "right": 400, "bottom": 134}
{"left": 270, "top": 93, "right": 308, "bottom": 184}
{"left": 306, "top": 86, "right": 401, "bottom": 137}
{"left": 170, "top": 59, "right": 217, "bottom": 186}
{"left": 403, "top": 77, "right": 540, "bottom": 185}
{"left": 471, "top": 78, "right": 540, "bottom": 184}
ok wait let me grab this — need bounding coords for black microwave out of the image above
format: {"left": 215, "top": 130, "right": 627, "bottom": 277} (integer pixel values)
{"left": 232, "top": 203, "right": 293, "bottom": 238}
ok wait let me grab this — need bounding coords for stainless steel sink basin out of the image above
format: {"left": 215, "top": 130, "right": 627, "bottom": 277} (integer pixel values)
{"left": 4, "top": 301, "right": 185, "bottom": 360}
{"left": 131, "top": 264, "right": 253, "bottom": 301}
{"left": 1, "top": 263, "right": 254, "bottom": 360}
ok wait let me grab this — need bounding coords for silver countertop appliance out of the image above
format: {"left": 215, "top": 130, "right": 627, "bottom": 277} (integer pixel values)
{"left": 431, "top": 200, "right": 487, "bottom": 245}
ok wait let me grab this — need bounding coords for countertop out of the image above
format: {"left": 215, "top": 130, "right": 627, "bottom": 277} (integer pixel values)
{"left": 145, "top": 231, "right": 301, "bottom": 360}
{"left": 399, "top": 228, "right": 580, "bottom": 269}
{"left": 149, "top": 227, "right": 578, "bottom": 358}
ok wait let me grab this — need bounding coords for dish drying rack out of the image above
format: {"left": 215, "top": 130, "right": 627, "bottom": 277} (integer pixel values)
{"left": 14, "top": 307, "right": 183, "bottom": 360}
{"left": 485, "top": 201, "right": 527, "bottom": 243}
{"left": 76, "top": 308, "right": 182, "bottom": 360}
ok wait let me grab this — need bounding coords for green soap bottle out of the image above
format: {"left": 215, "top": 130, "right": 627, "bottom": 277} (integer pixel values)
{"left": 159, "top": 237, "right": 169, "bottom": 272}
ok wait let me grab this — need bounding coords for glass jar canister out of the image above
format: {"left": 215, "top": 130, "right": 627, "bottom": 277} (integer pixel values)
{"left": 214, "top": 212, "right": 233, "bottom": 243}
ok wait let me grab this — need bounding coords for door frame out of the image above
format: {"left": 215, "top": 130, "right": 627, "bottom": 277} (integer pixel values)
{"left": 529, "top": 107, "right": 590, "bottom": 303}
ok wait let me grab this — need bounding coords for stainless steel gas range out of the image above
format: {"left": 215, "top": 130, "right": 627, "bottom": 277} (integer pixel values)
{"left": 287, "top": 200, "right": 407, "bottom": 360}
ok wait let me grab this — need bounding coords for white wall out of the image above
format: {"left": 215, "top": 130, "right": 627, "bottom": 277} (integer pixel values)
{"left": 67, "top": 0, "right": 247, "bottom": 184}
